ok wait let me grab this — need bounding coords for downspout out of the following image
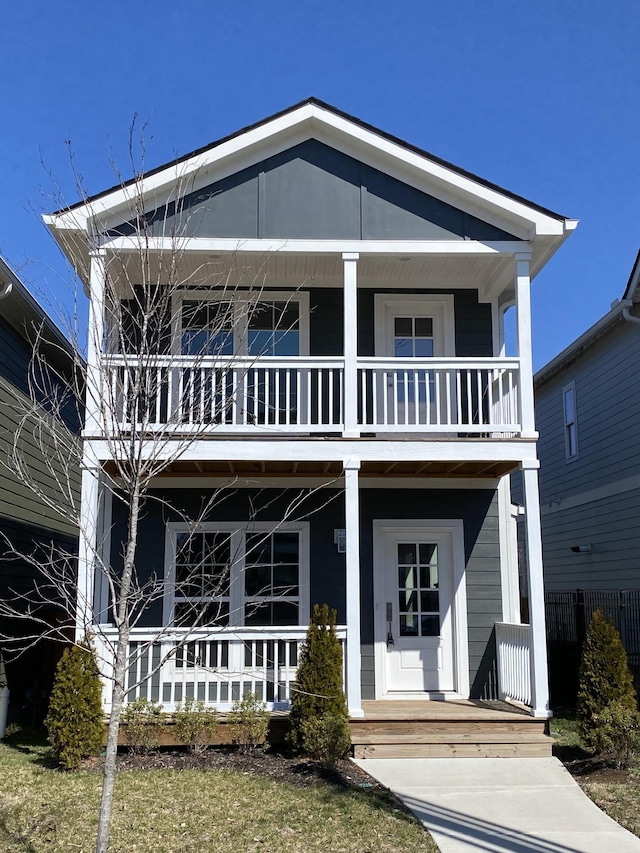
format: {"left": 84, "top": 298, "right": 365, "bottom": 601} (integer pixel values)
{"left": 0, "top": 279, "right": 12, "bottom": 299}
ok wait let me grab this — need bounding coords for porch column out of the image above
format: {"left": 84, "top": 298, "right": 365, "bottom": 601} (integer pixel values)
{"left": 76, "top": 452, "right": 101, "bottom": 640}
{"left": 342, "top": 253, "right": 360, "bottom": 438}
{"left": 514, "top": 252, "right": 536, "bottom": 438}
{"left": 344, "top": 458, "right": 363, "bottom": 717}
{"left": 521, "top": 461, "right": 550, "bottom": 718}
{"left": 85, "top": 248, "right": 107, "bottom": 435}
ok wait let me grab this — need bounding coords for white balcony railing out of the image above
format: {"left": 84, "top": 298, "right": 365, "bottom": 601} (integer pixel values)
{"left": 102, "top": 354, "right": 521, "bottom": 437}
{"left": 93, "top": 625, "right": 347, "bottom": 713}
{"left": 495, "top": 622, "right": 532, "bottom": 707}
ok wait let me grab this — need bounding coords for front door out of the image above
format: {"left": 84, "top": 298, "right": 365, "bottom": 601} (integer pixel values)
{"left": 373, "top": 522, "right": 461, "bottom": 695}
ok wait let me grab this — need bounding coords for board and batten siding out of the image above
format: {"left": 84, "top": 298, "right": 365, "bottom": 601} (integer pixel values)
{"left": 110, "top": 485, "right": 502, "bottom": 700}
{"left": 533, "top": 315, "right": 640, "bottom": 589}
{"left": 113, "top": 139, "right": 519, "bottom": 243}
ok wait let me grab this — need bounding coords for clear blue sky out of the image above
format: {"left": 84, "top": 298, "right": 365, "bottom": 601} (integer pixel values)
{"left": 1, "top": 1, "right": 638, "bottom": 370}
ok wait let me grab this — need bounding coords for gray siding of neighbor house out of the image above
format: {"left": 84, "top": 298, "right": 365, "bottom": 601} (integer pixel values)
{"left": 113, "top": 140, "right": 519, "bottom": 243}
{"left": 533, "top": 316, "right": 640, "bottom": 589}
{"left": 0, "top": 317, "right": 80, "bottom": 538}
{"left": 109, "top": 486, "right": 501, "bottom": 700}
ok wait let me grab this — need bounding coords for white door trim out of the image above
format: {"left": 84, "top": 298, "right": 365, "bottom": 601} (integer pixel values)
{"left": 373, "top": 293, "right": 456, "bottom": 357}
{"left": 372, "top": 518, "right": 469, "bottom": 700}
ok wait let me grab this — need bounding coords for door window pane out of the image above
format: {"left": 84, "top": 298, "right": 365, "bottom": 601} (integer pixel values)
{"left": 397, "top": 541, "right": 440, "bottom": 638}
{"left": 182, "top": 301, "right": 234, "bottom": 355}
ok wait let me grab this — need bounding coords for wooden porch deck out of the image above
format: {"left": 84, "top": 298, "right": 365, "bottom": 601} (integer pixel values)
{"left": 351, "top": 700, "right": 552, "bottom": 759}
{"left": 114, "top": 700, "right": 552, "bottom": 758}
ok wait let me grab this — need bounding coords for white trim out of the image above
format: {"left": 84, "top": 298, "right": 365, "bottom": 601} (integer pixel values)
{"left": 498, "top": 478, "right": 521, "bottom": 623}
{"left": 170, "top": 289, "right": 310, "bottom": 358}
{"left": 163, "top": 521, "right": 310, "bottom": 629}
{"left": 85, "top": 437, "right": 541, "bottom": 464}
{"left": 373, "top": 293, "right": 456, "bottom": 358}
{"left": 99, "top": 236, "right": 529, "bottom": 257}
{"left": 562, "top": 380, "right": 579, "bottom": 461}
{"left": 372, "top": 518, "right": 469, "bottom": 700}
{"left": 147, "top": 476, "right": 501, "bottom": 490}
{"left": 47, "top": 101, "right": 567, "bottom": 238}
{"left": 94, "top": 476, "right": 113, "bottom": 624}
{"left": 344, "top": 460, "right": 363, "bottom": 716}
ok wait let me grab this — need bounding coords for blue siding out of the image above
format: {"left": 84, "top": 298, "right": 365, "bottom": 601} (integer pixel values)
{"left": 110, "top": 486, "right": 501, "bottom": 699}
{"left": 112, "top": 140, "right": 519, "bottom": 243}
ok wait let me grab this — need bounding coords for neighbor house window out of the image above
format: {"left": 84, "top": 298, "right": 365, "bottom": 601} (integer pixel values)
{"left": 563, "top": 382, "right": 578, "bottom": 460}
{"left": 164, "top": 522, "right": 309, "bottom": 628}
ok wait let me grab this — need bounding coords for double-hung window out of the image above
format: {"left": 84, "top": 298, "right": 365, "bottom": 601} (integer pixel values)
{"left": 165, "top": 522, "right": 310, "bottom": 628}
{"left": 563, "top": 381, "right": 578, "bottom": 460}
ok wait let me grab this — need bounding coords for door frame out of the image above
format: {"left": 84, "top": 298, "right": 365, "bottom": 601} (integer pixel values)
{"left": 373, "top": 293, "right": 456, "bottom": 358}
{"left": 372, "top": 518, "right": 469, "bottom": 700}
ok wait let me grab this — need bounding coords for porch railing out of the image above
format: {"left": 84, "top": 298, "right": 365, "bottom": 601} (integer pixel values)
{"left": 93, "top": 625, "right": 347, "bottom": 713}
{"left": 102, "top": 354, "right": 521, "bottom": 437}
{"left": 495, "top": 622, "right": 532, "bottom": 707}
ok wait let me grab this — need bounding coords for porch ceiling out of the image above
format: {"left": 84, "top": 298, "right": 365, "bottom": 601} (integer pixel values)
{"left": 104, "top": 458, "right": 518, "bottom": 479}
{"left": 108, "top": 250, "right": 515, "bottom": 296}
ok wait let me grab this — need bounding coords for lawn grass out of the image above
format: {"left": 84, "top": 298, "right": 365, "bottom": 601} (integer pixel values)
{"left": 0, "top": 734, "right": 437, "bottom": 853}
{"left": 550, "top": 711, "right": 640, "bottom": 838}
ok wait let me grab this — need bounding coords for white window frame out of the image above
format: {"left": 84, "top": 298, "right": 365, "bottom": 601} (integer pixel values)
{"left": 563, "top": 381, "right": 578, "bottom": 461}
{"left": 163, "top": 521, "right": 310, "bottom": 627}
{"left": 171, "top": 290, "right": 310, "bottom": 357}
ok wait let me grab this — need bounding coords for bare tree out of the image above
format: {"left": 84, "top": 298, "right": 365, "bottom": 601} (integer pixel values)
{"left": 0, "top": 127, "right": 340, "bottom": 853}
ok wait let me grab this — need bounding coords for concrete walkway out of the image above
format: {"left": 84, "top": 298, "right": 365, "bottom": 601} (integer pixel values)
{"left": 353, "top": 757, "right": 640, "bottom": 853}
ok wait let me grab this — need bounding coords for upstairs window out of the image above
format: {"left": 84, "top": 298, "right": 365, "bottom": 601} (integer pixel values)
{"left": 563, "top": 382, "right": 578, "bottom": 460}
{"left": 248, "top": 301, "right": 300, "bottom": 356}
{"left": 181, "top": 300, "right": 234, "bottom": 356}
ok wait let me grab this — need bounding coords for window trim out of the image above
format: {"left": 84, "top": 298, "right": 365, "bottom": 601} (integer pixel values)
{"left": 163, "top": 521, "right": 310, "bottom": 628}
{"left": 563, "top": 380, "right": 578, "bottom": 461}
{"left": 171, "top": 290, "right": 310, "bottom": 357}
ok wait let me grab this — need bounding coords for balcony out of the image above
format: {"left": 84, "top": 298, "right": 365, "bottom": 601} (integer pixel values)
{"left": 102, "top": 354, "right": 521, "bottom": 438}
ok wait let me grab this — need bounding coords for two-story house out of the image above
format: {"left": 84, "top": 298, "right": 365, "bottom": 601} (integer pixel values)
{"left": 0, "top": 255, "right": 81, "bottom": 721}
{"left": 44, "top": 99, "right": 575, "bottom": 754}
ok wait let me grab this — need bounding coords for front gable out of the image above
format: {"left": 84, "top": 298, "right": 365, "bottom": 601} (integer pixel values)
{"left": 112, "top": 139, "right": 519, "bottom": 243}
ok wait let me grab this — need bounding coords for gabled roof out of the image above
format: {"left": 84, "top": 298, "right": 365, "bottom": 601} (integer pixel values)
{"left": 535, "top": 249, "right": 640, "bottom": 387}
{"left": 45, "top": 98, "right": 576, "bottom": 243}
{"left": 53, "top": 97, "right": 569, "bottom": 224}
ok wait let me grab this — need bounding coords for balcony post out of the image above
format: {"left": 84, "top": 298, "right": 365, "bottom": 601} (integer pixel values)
{"left": 85, "top": 247, "right": 107, "bottom": 436}
{"left": 344, "top": 458, "right": 363, "bottom": 717}
{"left": 342, "top": 253, "right": 360, "bottom": 437}
{"left": 515, "top": 252, "right": 536, "bottom": 438}
{"left": 521, "top": 460, "right": 551, "bottom": 718}
{"left": 76, "top": 450, "right": 101, "bottom": 640}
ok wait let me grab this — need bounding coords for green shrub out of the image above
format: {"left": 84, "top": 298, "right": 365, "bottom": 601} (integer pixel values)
{"left": 174, "top": 697, "right": 218, "bottom": 755}
{"left": 45, "top": 640, "right": 104, "bottom": 770}
{"left": 121, "top": 698, "right": 163, "bottom": 754}
{"left": 594, "top": 703, "right": 640, "bottom": 768}
{"left": 301, "top": 713, "right": 351, "bottom": 768}
{"left": 227, "top": 693, "right": 270, "bottom": 752}
{"left": 577, "top": 610, "right": 637, "bottom": 751}
{"left": 288, "top": 603, "right": 349, "bottom": 754}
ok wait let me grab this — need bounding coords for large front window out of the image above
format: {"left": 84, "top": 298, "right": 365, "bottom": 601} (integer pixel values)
{"left": 177, "top": 293, "right": 307, "bottom": 357}
{"left": 165, "top": 523, "right": 309, "bottom": 628}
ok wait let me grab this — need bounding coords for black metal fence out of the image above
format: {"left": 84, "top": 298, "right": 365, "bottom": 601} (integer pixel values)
{"left": 545, "top": 589, "right": 640, "bottom": 709}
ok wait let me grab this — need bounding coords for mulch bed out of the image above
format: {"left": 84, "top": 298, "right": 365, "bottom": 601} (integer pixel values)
{"left": 81, "top": 747, "right": 383, "bottom": 791}
{"left": 553, "top": 744, "right": 635, "bottom": 784}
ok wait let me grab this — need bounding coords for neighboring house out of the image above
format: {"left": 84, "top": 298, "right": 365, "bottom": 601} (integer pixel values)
{"left": 534, "top": 250, "right": 640, "bottom": 591}
{"left": 0, "top": 256, "right": 81, "bottom": 720}
{"left": 44, "top": 98, "right": 575, "bottom": 730}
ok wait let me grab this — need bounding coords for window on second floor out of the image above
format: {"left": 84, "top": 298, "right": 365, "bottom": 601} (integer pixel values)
{"left": 563, "top": 381, "right": 578, "bottom": 460}
{"left": 177, "top": 293, "right": 308, "bottom": 358}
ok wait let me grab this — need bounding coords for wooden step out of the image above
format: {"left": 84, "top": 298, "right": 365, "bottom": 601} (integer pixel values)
{"left": 352, "top": 730, "right": 551, "bottom": 745}
{"left": 354, "top": 737, "right": 553, "bottom": 759}
{"left": 350, "top": 720, "right": 547, "bottom": 738}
